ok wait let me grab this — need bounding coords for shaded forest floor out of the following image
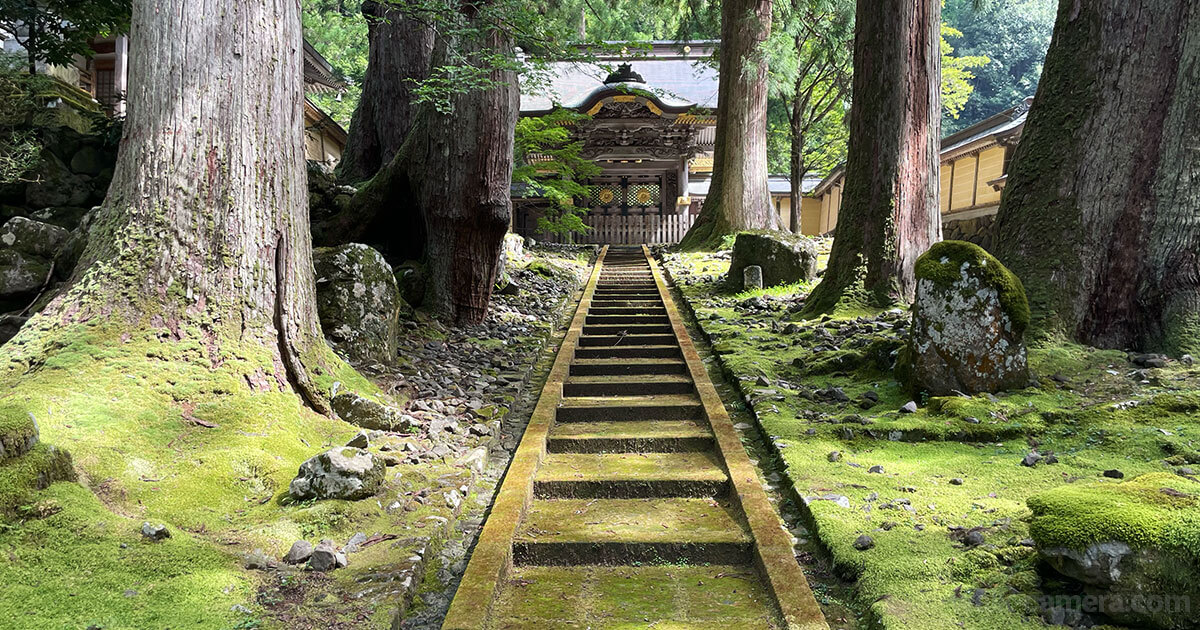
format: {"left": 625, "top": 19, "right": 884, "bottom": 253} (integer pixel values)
{"left": 0, "top": 247, "right": 590, "bottom": 630}
{"left": 661, "top": 242, "right": 1200, "bottom": 630}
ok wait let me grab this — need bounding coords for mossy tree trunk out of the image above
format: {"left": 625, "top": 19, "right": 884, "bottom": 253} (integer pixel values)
{"left": 677, "top": 0, "right": 779, "bottom": 250}
{"left": 1, "top": 0, "right": 334, "bottom": 414}
{"left": 802, "top": 0, "right": 942, "bottom": 314}
{"left": 336, "top": 0, "right": 434, "bottom": 185}
{"left": 405, "top": 3, "right": 517, "bottom": 325}
{"left": 993, "top": 0, "right": 1200, "bottom": 355}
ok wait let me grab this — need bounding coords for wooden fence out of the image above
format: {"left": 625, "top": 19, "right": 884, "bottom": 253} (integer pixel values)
{"left": 527, "top": 212, "right": 696, "bottom": 245}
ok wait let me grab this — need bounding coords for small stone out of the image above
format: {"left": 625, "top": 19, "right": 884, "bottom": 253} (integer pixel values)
{"left": 345, "top": 431, "right": 369, "bottom": 449}
{"left": 950, "top": 477, "right": 964, "bottom": 486}
{"left": 742, "top": 265, "right": 764, "bottom": 290}
{"left": 1103, "top": 469, "right": 1125, "bottom": 479}
{"left": 1021, "top": 452, "right": 1042, "bottom": 467}
{"left": 755, "top": 375, "right": 771, "bottom": 387}
{"left": 868, "top": 465, "right": 885, "bottom": 474}
{"left": 1179, "top": 467, "right": 1196, "bottom": 476}
{"left": 853, "top": 535, "right": 875, "bottom": 550}
{"left": 899, "top": 401, "right": 918, "bottom": 414}
{"left": 345, "top": 532, "right": 368, "bottom": 554}
{"left": 1043, "top": 452, "right": 1059, "bottom": 465}
{"left": 244, "top": 549, "right": 277, "bottom": 570}
{"left": 140, "top": 522, "right": 170, "bottom": 541}
{"left": 1182, "top": 354, "right": 1194, "bottom": 366}
{"left": 827, "top": 451, "right": 841, "bottom": 463}
{"left": 308, "top": 540, "right": 341, "bottom": 572}
{"left": 283, "top": 540, "right": 313, "bottom": 565}
{"left": 458, "top": 446, "right": 488, "bottom": 475}
{"left": 964, "top": 531, "right": 985, "bottom": 547}
{"left": 964, "top": 416, "right": 981, "bottom": 424}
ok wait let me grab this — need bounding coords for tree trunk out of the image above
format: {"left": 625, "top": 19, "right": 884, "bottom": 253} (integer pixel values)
{"left": 403, "top": 3, "right": 517, "bottom": 326}
{"left": 336, "top": 0, "right": 434, "bottom": 184}
{"left": 788, "top": 91, "right": 808, "bottom": 234}
{"left": 802, "top": 0, "right": 941, "bottom": 314}
{"left": 993, "top": 0, "right": 1200, "bottom": 355}
{"left": 2, "top": 0, "right": 333, "bottom": 414}
{"left": 677, "top": 0, "right": 778, "bottom": 250}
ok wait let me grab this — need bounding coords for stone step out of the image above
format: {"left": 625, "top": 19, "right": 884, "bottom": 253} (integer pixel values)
{"left": 569, "top": 358, "right": 688, "bottom": 376}
{"left": 563, "top": 374, "right": 694, "bottom": 397}
{"left": 489, "top": 564, "right": 784, "bottom": 629}
{"left": 587, "top": 306, "right": 667, "bottom": 316}
{"left": 581, "top": 323, "right": 672, "bottom": 335}
{"left": 574, "top": 344, "right": 679, "bottom": 359}
{"left": 587, "top": 300, "right": 665, "bottom": 309}
{"left": 547, "top": 419, "right": 713, "bottom": 453}
{"left": 512, "top": 497, "right": 752, "bottom": 565}
{"left": 555, "top": 394, "right": 703, "bottom": 422}
{"left": 583, "top": 314, "right": 671, "bottom": 326}
{"left": 534, "top": 451, "right": 729, "bottom": 498}
{"left": 577, "top": 333, "right": 677, "bottom": 347}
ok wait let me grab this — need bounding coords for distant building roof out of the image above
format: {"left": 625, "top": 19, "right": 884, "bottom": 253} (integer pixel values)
{"left": 811, "top": 98, "right": 1033, "bottom": 197}
{"left": 687, "top": 174, "right": 822, "bottom": 198}
{"left": 303, "top": 40, "right": 346, "bottom": 94}
{"left": 521, "top": 42, "right": 719, "bottom": 114}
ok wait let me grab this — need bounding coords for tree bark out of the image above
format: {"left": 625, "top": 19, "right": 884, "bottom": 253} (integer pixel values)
{"left": 403, "top": 2, "right": 517, "bottom": 325}
{"left": 336, "top": 0, "right": 434, "bottom": 184}
{"left": 802, "top": 0, "right": 941, "bottom": 314}
{"left": 788, "top": 88, "right": 809, "bottom": 234}
{"left": 2, "top": 0, "right": 333, "bottom": 414}
{"left": 677, "top": 0, "right": 778, "bottom": 249}
{"left": 993, "top": 0, "right": 1200, "bottom": 355}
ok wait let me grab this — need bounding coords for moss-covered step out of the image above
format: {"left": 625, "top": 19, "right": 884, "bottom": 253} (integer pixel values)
{"left": 547, "top": 419, "right": 714, "bottom": 453}
{"left": 585, "top": 302, "right": 667, "bottom": 311}
{"left": 574, "top": 344, "right": 681, "bottom": 359}
{"left": 555, "top": 394, "right": 703, "bottom": 422}
{"left": 569, "top": 358, "right": 688, "bottom": 376}
{"left": 513, "top": 497, "right": 753, "bottom": 565}
{"left": 587, "top": 307, "right": 669, "bottom": 317}
{"left": 489, "top": 564, "right": 784, "bottom": 630}
{"left": 563, "top": 374, "right": 695, "bottom": 397}
{"left": 534, "top": 451, "right": 729, "bottom": 498}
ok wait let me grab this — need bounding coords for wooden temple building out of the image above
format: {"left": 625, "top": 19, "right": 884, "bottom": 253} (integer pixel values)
{"left": 514, "top": 42, "right": 812, "bottom": 245}
{"left": 2, "top": 32, "right": 349, "bottom": 166}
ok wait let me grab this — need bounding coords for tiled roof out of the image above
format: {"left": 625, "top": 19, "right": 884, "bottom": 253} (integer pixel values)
{"left": 522, "top": 55, "right": 719, "bottom": 113}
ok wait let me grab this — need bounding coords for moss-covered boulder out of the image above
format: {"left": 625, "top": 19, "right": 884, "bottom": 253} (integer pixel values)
{"left": 0, "top": 404, "right": 75, "bottom": 514}
{"left": 1029, "top": 473, "right": 1200, "bottom": 629}
{"left": 313, "top": 244, "right": 404, "bottom": 366}
{"left": 1, "top": 216, "right": 70, "bottom": 258}
{"left": 727, "top": 231, "right": 818, "bottom": 290}
{"left": 902, "top": 240, "right": 1030, "bottom": 395}
{"left": 331, "top": 391, "right": 415, "bottom": 432}
{"left": 288, "top": 447, "right": 385, "bottom": 501}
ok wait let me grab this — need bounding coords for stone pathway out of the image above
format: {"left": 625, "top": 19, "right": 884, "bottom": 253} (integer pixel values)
{"left": 442, "top": 246, "right": 828, "bottom": 629}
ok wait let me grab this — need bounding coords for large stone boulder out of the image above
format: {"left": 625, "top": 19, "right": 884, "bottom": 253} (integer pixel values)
{"left": 899, "top": 241, "right": 1030, "bottom": 395}
{"left": 1, "top": 216, "right": 70, "bottom": 257}
{"left": 313, "top": 244, "right": 404, "bottom": 365}
{"left": 289, "top": 447, "right": 386, "bottom": 501}
{"left": 0, "top": 249, "right": 51, "bottom": 303}
{"left": 727, "top": 231, "right": 818, "bottom": 290}
{"left": 1029, "top": 473, "right": 1200, "bottom": 629}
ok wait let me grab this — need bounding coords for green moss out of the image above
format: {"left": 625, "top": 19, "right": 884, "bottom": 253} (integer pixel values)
{"left": 1028, "top": 473, "right": 1200, "bottom": 557}
{"left": 914, "top": 240, "right": 1031, "bottom": 334}
{"left": 0, "top": 482, "right": 254, "bottom": 629}
{"left": 0, "top": 442, "right": 74, "bottom": 513}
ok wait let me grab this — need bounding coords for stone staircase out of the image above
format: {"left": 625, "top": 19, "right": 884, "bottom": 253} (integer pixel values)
{"left": 444, "top": 246, "right": 827, "bottom": 629}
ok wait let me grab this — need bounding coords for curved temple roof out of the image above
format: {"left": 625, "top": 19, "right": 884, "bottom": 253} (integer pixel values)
{"left": 521, "top": 45, "right": 719, "bottom": 115}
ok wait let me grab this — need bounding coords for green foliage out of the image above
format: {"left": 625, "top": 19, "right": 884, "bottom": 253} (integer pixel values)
{"left": 942, "top": 0, "right": 1055, "bottom": 131}
{"left": 301, "top": 0, "right": 367, "bottom": 128}
{"left": 941, "top": 23, "right": 991, "bottom": 121}
{"left": 0, "top": 0, "right": 130, "bottom": 71}
{"left": 513, "top": 108, "right": 601, "bottom": 238}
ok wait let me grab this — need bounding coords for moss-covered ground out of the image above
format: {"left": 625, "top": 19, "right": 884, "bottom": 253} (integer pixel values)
{"left": 0, "top": 247, "right": 591, "bottom": 629}
{"left": 662, "top": 241, "right": 1200, "bottom": 630}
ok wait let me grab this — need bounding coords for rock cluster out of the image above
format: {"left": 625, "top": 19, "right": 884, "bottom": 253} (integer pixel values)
{"left": 901, "top": 240, "right": 1030, "bottom": 395}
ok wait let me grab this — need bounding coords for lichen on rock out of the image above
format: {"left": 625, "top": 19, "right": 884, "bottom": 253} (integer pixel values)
{"left": 902, "top": 240, "right": 1031, "bottom": 395}
{"left": 288, "top": 446, "right": 385, "bottom": 501}
{"left": 313, "top": 243, "right": 405, "bottom": 366}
